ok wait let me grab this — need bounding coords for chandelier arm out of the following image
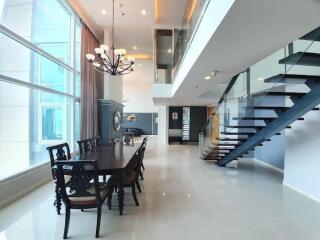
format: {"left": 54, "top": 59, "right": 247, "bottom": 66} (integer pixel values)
{"left": 117, "top": 63, "right": 133, "bottom": 74}
{"left": 96, "top": 58, "right": 113, "bottom": 73}
{"left": 101, "top": 62, "right": 114, "bottom": 73}
{"left": 118, "top": 62, "right": 133, "bottom": 67}
{"left": 95, "top": 57, "right": 113, "bottom": 73}
{"left": 113, "top": 56, "right": 122, "bottom": 74}
{"left": 118, "top": 70, "right": 133, "bottom": 76}
{"left": 104, "top": 54, "right": 113, "bottom": 66}
{"left": 94, "top": 66, "right": 107, "bottom": 73}
{"left": 101, "top": 58, "right": 113, "bottom": 67}
{"left": 117, "top": 64, "right": 130, "bottom": 70}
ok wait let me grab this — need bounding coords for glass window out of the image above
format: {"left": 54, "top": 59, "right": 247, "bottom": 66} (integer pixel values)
{"left": 0, "top": 32, "right": 72, "bottom": 94}
{"left": 75, "top": 22, "right": 81, "bottom": 72}
{"left": 0, "top": 0, "right": 81, "bottom": 180}
{"left": 0, "top": 82, "right": 73, "bottom": 179}
{"left": 0, "top": 0, "right": 72, "bottom": 64}
{"left": 74, "top": 101, "right": 80, "bottom": 149}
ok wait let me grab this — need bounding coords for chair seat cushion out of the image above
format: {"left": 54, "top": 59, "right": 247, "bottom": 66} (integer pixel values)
{"left": 69, "top": 183, "right": 110, "bottom": 206}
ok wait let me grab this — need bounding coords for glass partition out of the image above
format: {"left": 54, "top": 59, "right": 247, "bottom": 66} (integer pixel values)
{"left": 155, "top": 29, "right": 173, "bottom": 84}
{"left": 172, "top": 0, "right": 210, "bottom": 80}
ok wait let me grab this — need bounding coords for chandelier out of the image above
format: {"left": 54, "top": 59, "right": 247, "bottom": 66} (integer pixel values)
{"left": 86, "top": 0, "right": 135, "bottom": 76}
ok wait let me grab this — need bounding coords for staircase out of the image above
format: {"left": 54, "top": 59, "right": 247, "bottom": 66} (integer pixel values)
{"left": 199, "top": 26, "right": 320, "bottom": 166}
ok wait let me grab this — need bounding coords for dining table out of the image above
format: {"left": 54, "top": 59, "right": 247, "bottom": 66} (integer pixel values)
{"left": 69, "top": 142, "right": 140, "bottom": 215}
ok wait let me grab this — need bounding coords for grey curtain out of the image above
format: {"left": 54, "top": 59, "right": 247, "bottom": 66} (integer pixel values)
{"left": 80, "top": 25, "right": 103, "bottom": 139}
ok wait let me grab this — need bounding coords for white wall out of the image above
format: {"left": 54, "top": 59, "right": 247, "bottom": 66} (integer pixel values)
{"left": 284, "top": 105, "right": 320, "bottom": 202}
{"left": 104, "top": 75, "right": 123, "bottom": 104}
{"left": 123, "top": 60, "right": 158, "bottom": 113}
{"left": 157, "top": 106, "right": 168, "bottom": 143}
{"left": 123, "top": 82, "right": 157, "bottom": 113}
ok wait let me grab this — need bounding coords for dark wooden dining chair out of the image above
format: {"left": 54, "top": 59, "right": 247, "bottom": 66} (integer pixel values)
{"left": 92, "top": 136, "right": 102, "bottom": 148}
{"left": 139, "top": 140, "right": 148, "bottom": 180}
{"left": 112, "top": 138, "right": 121, "bottom": 144}
{"left": 54, "top": 160, "right": 112, "bottom": 239}
{"left": 46, "top": 143, "right": 71, "bottom": 215}
{"left": 77, "top": 138, "right": 94, "bottom": 154}
{"left": 108, "top": 145, "right": 144, "bottom": 209}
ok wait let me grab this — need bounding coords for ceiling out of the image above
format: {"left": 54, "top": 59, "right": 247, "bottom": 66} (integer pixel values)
{"left": 76, "top": 0, "right": 187, "bottom": 57}
{"left": 156, "top": 0, "right": 188, "bottom": 26}
{"left": 157, "top": 0, "right": 320, "bottom": 106}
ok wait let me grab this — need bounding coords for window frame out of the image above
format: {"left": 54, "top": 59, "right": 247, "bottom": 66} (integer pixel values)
{"left": 0, "top": 0, "right": 82, "bottom": 181}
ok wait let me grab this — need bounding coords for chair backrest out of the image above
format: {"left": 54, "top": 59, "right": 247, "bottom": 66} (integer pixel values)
{"left": 140, "top": 141, "right": 147, "bottom": 161}
{"left": 92, "top": 136, "right": 102, "bottom": 147}
{"left": 112, "top": 138, "right": 121, "bottom": 144}
{"left": 77, "top": 139, "right": 94, "bottom": 154}
{"left": 129, "top": 142, "right": 146, "bottom": 172}
{"left": 54, "top": 160, "right": 102, "bottom": 207}
{"left": 47, "top": 143, "right": 71, "bottom": 178}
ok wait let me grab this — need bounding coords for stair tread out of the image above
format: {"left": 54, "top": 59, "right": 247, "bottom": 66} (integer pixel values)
{"left": 208, "top": 147, "right": 234, "bottom": 151}
{"left": 217, "top": 138, "right": 248, "bottom": 141}
{"left": 252, "top": 106, "right": 290, "bottom": 110}
{"left": 221, "top": 132, "right": 255, "bottom": 135}
{"left": 300, "top": 27, "right": 320, "bottom": 41}
{"left": 264, "top": 91, "right": 306, "bottom": 97}
{"left": 208, "top": 149, "right": 232, "bottom": 154}
{"left": 251, "top": 106, "right": 320, "bottom": 111}
{"left": 207, "top": 154, "right": 226, "bottom": 157}
{"left": 214, "top": 143, "right": 240, "bottom": 146}
{"left": 233, "top": 117, "right": 277, "bottom": 120}
{"left": 264, "top": 73, "right": 320, "bottom": 84}
{"left": 226, "top": 125, "right": 265, "bottom": 129}
{"left": 279, "top": 52, "right": 320, "bottom": 67}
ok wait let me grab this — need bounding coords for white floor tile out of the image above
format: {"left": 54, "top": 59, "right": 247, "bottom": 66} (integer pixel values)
{"left": 0, "top": 136, "right": 320, "bottom": 239}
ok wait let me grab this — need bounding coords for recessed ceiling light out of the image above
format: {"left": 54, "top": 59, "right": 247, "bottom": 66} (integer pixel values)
{"left": 101, "top": 9, "right": 107, "bottom": 15}
{"left": 141, "top": 10, "right": 147, "bottom": 15}
{"left": 133, "top": 46, "right": 138, "bottom": 50}
{"left": 168, "top": 49, "right": 172, "bottom": 53}
{"left": 211, "top": 71, "right": 218, "bottom": 77}
{"left": 204, "top": 76, "right": 212, "bottom": 80}
{"left": 258, "top": 77, "right": 265, "bottom": 81}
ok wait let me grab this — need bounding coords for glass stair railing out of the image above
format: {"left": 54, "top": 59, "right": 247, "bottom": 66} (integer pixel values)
{"left": 199, "top": 25, "right": 320, "bottom": 166}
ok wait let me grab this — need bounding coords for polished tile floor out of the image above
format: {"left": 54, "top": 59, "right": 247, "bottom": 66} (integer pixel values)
{"left": 1, "top": 137, "right": 320, "bottom": 240}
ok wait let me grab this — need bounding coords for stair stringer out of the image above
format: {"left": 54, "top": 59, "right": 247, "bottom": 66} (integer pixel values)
{"left": 217, "top": 83, "right": 320, "bottom": 166}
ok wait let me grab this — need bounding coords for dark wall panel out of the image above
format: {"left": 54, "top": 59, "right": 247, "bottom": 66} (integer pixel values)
{"left": 123, "top": 113, "right": 155, "bottom": 135}
{"left": 99, "top": 100, "right": 123, "bottom": 145}
{"left": 169, "top": 107, "right": 183, "bottom": 129}
{"left": 189, "top": 107, "right": 207, "bottom": 142}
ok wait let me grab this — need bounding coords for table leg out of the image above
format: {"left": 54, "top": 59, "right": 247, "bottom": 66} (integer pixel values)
{"left": 117, "top": 174, "right": 124, "bottom": 215}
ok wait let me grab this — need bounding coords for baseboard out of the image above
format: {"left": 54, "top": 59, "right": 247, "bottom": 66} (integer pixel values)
{"left": 283, "top": 181, "right": 320, "bottom": 204}
{"left": 252, "top": 158, "right": 284, "bottom": 174}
